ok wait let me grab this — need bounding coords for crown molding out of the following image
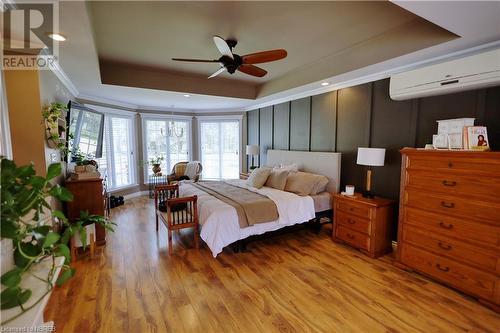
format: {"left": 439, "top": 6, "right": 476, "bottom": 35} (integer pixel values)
{"left": 39, "top": 49, "right": 80, "bottom": 97}
{"left": 77, "top": 94, "right": 138, "bottom": 110}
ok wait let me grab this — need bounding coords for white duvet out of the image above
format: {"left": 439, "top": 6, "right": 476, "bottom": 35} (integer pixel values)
{"left": 179, "top": 179, "right": 316, "bottom": 257}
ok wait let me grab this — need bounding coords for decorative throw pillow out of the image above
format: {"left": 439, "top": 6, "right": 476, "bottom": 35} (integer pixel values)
{"left": 277, "top": 163, "right": 299, "bottom": 173}
{"left": 265, "top": 169, "right": 289, "bottom": 190}
{"left": 247, "top": 167, "right": 272, "bottom": 189}
{"left": 284, "top": 171, "right": 329, "bottom": 196}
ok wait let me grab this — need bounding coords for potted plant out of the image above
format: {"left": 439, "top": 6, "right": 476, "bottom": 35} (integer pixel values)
{"left": 70, "top": 210, "right": 116, "bottom": 249}
{"left": 148, "top": 155, "right": 164, "bottom": 175}
{"left": 42, "top": 103, "right": 68, "bottom": 153}
{"left": 0, "top": 158, "right": 75, "bottom": 324}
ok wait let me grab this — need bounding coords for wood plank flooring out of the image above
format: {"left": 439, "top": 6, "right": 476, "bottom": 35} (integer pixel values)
{"left": 45, "top": 196, "right": 500, "bottom": 332}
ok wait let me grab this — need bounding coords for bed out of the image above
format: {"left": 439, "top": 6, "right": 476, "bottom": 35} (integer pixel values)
{"left": 179, "top": 150, "right": 341, "bottom": 257}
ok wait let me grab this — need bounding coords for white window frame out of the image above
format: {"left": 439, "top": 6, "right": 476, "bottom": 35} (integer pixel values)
{"left": 196, "top": 115, "right": 243, "bottom": 180}
{"left": 84, "top": 104, "right": 138, "bottom": 191}
{"left": 141, "top": 113, "right": 193, "bottom": 184}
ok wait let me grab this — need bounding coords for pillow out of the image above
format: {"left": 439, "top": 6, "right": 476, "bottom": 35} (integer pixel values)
{"left": 265, "top": 169, "right": 289, "bottom": 190}
{"left": 284, "top": 171, "right": 329, "bottom": 196}
{"left": 184, "top": 162, "right": 199, "bottom": 179}
{"left": 247, "top": 167, "right": 272, "bottom": 189}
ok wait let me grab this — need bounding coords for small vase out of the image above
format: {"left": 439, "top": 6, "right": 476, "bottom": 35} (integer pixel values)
{"left": 152, "top": 164, "right": 162, "bottom": 175}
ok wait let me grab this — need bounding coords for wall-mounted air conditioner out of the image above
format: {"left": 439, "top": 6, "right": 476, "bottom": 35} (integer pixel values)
{"left": 390, "top": 48, "right": 500, "bottom": 101}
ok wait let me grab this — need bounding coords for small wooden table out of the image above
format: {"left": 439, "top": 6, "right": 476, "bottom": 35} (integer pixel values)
{"left": 332, "top": 193, "right": 395, "bottom": 258}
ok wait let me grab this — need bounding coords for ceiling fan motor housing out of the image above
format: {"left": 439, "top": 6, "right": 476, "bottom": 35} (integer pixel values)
{"left": 220, "top": 54, "right": 243, "bottom": 74}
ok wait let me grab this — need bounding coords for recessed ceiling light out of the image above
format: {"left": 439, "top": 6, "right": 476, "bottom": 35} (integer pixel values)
{"left": 183, "top": 94, "right": 191, "bottom": 97}
{"left": 48, "top": 33, "right": 66, "bottom": 41}
{"left": 321, "top": 82, "right": 330, "bottom": 86}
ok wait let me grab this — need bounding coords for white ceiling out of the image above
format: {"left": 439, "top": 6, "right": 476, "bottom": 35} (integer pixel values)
{"left": 53, "top": 0, "right": 500, "bottom": 112}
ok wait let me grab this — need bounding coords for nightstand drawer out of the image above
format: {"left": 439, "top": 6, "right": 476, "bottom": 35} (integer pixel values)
{"left": 336, "top": 200, "right": 371, "bottom": 219}
{"left": 335, "top": 225, "right": 370, "bottom": 252}
{"left": 336, "top": 211, "right": 371, "bottom": 235}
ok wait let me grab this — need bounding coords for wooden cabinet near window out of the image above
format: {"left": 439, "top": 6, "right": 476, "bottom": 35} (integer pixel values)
{"left": 396, "top": 148, "right": 500, "bottom": 312}
{"left": 333, "top": 193, "right": 395, "bottom": 258}
{"left": 65, "top": 177, "right": 109, "bottom": 246}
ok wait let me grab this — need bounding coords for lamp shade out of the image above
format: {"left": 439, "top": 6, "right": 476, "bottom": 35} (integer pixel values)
{"left": 246, "top": 144, "right": 259, "bottom": 155}
{"left": 357, "top": 147, "right": 385, "bottom": 166}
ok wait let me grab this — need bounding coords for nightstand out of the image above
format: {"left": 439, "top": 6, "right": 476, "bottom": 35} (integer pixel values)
{"left": 239, "top": 172, "right": 251, "bottom": 180}
{"left": 333, "top": 193, "right": 395, "bottom": 258}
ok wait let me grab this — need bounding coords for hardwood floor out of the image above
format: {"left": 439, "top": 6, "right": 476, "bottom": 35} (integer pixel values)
{"left": 45, "top": 196, "right": 500, "bottom": 332}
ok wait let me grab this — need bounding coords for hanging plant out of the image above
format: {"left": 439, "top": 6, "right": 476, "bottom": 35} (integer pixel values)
{"left": 0, "top": 158, "right": 75, "bottom": 324}
{"left": 42, "top": 102, "right": 68, "bottom": 153}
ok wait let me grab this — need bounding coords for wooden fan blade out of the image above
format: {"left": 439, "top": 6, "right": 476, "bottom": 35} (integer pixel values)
{"left": 213, "top": 35, "right": 234, "bottom": 59}
{"left": 208, "top": 67, "right": 226, "bottom": 79}
{"left": 238, "top": 64, "right": 267, "bottom": 77}
{"left": 172, "top": 58, "right": 219, "bottom": 63}
{"left": 242, "top": 49, "right": 287, "bottom": 64}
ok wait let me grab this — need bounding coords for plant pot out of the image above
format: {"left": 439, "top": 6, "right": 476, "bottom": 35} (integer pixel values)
{"left": 73, "top": 224, "right": 96, "bottom": 248}
{"left": 74, "top": 165, "right": 85, "bottom": 173}
{"left": 152, "top": 164, "right": 162, "bottom": 175}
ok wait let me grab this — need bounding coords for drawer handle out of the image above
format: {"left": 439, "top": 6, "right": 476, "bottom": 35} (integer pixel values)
{"left": 346, "top": 218, "right": 356, "bottom": 224}
{"left": 448, "top": 162, "right": 453, "bottom": 168}
{"left": 440, "top": 201, "right": 455, "bottom": 208}
{"left": 439, "top": 222, "right": 454, "bottom": 229}
{"left": 442, "top": 180, "right": 457, "bottom": 187}
{"left": 438, "top": 242, "right": 452, "bottom": 251}
{"left": 349, "top": 207, "right": 355, "bottom": 211}
{"left": 346, "top": 233, "right": 355, "bottom": 239}
{"left": 436, "top": 264, "right": 450, "bottom": 272}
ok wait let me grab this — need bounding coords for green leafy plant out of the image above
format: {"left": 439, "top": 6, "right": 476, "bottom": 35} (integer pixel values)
{"left": 42, "top": 103, "right": 68, "bottom": 154}
{"left": 0, "top": 158, "right": 74, "bottom": 324}
{"left": 68, "top": 210, "right": 116, "bottom": 250}
{"left": 148, "top": 155, "right": 164, "bottom": 166}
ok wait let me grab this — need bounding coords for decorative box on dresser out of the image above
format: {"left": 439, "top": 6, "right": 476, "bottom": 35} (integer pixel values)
{"left": 333, "top": 193, "right": 395, "bottom": 258}
{"left": 396, "top": 148, "right": 500, "bottom": 311}
{"left": 65, "top": 177, "right": 109, "bottom": 246}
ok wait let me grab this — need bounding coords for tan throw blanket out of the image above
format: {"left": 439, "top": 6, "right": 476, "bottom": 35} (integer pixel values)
{"left": 190, "top": 181, "right": 279, "bottom": 228}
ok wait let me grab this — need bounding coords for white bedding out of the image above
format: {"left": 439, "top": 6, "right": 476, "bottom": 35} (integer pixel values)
{"left": 179, "top": 179, "right": 316, "bottom": 257}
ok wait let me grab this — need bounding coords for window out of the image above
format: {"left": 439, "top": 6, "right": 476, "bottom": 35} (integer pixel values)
{"left": 142, "top": 116, "right": 191, "bottom": 180}
{"left": 199, "top": 118, "right": 240, "bottom": 180}
{"left": 94, "top": 113, "right": 136, "bottom": 190}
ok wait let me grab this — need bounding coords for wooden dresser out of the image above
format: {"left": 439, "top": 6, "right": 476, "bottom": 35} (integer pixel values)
{"left": 333, "top": 193, "right": 395, "bottom": 258}
{"left": 65, "top": 178, "right": 109, "bottom": 246}
{"left": 397, "top": 148, "right": 500, "bottom": 311}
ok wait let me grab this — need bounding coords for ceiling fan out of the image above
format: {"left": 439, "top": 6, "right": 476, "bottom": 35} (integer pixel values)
{"left": 172, "top": 36, "right": 287, "bottom": 79}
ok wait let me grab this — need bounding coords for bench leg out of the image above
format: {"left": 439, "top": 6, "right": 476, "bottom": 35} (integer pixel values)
{"left": 168, "top": 229, "right": 173, "bottom": 255}
{"left": 155, "top": 214, "right": 159, "bottom": 231}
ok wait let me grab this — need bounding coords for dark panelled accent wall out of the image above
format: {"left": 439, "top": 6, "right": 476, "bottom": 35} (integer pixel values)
{"left": 247, "top": 78, "right": 500, "bottom": 237}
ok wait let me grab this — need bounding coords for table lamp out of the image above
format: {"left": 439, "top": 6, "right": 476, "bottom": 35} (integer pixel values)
{"left": 356, "top": 147, "right": 385, "bottom": 198}
{"left": 246, "top": 145, "right": 259, "bottom": 170}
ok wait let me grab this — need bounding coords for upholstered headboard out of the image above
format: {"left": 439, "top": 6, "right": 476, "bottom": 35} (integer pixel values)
{"left": 266, "top": 150, "right": 341, "bottom": 193}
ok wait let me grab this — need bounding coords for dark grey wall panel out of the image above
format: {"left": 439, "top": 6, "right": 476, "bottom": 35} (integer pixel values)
{"left": 416, "top": 90, "right": 478, "bottom": 147}
{"left": 259, "top": 106, "right": 273, "bottom": 166}
{"left": 370, "top": 79, "right": 415, "bottom": 201}
{"left": 485, "top": 86, "right": 500, "bottom": 151}
{"left": 336, "top": 83, "right": 372, "bottom": 190}
{"left": 273, "top": 102, "right": 290, "bottom": 150}
{"left": 247, "top": 109, "right": 259, "bottom": 168}
{"left": 289, "top": 97, "right": 311, "bottom": 151}
{"left": 311, "top": 91, "right": 336, "bottom": 152}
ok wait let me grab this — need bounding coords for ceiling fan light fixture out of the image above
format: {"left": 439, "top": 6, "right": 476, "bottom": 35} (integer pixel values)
{"left": 321, "top": 82, "right": 330, "bottom": 86}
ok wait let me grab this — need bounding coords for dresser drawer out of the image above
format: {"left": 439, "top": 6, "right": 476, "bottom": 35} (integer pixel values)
{"left": 336, "top": 211, "right": 371, "bottom": 235}
{"left": 335, "top": 225, "right": 370, "bottom": 251}
{"left": 404, "top": 207, "right": 500, "bottom": 249}
{"left": 406, "top": 170, "right": 500, "bottom": 200}
{"left": 400, "top": 244, "right": 497, "bottom": 301}
{"left": 336, "top": 200, "right": 371, "bottom": 219}
{"left": 406, "top": 155, "right": 500, "bottom": 175}
{"left": 404, "top": 189, "right": 500, "bottom": 223}
{"left": 402, "top": 225, "right": 499, "bottom": 273}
